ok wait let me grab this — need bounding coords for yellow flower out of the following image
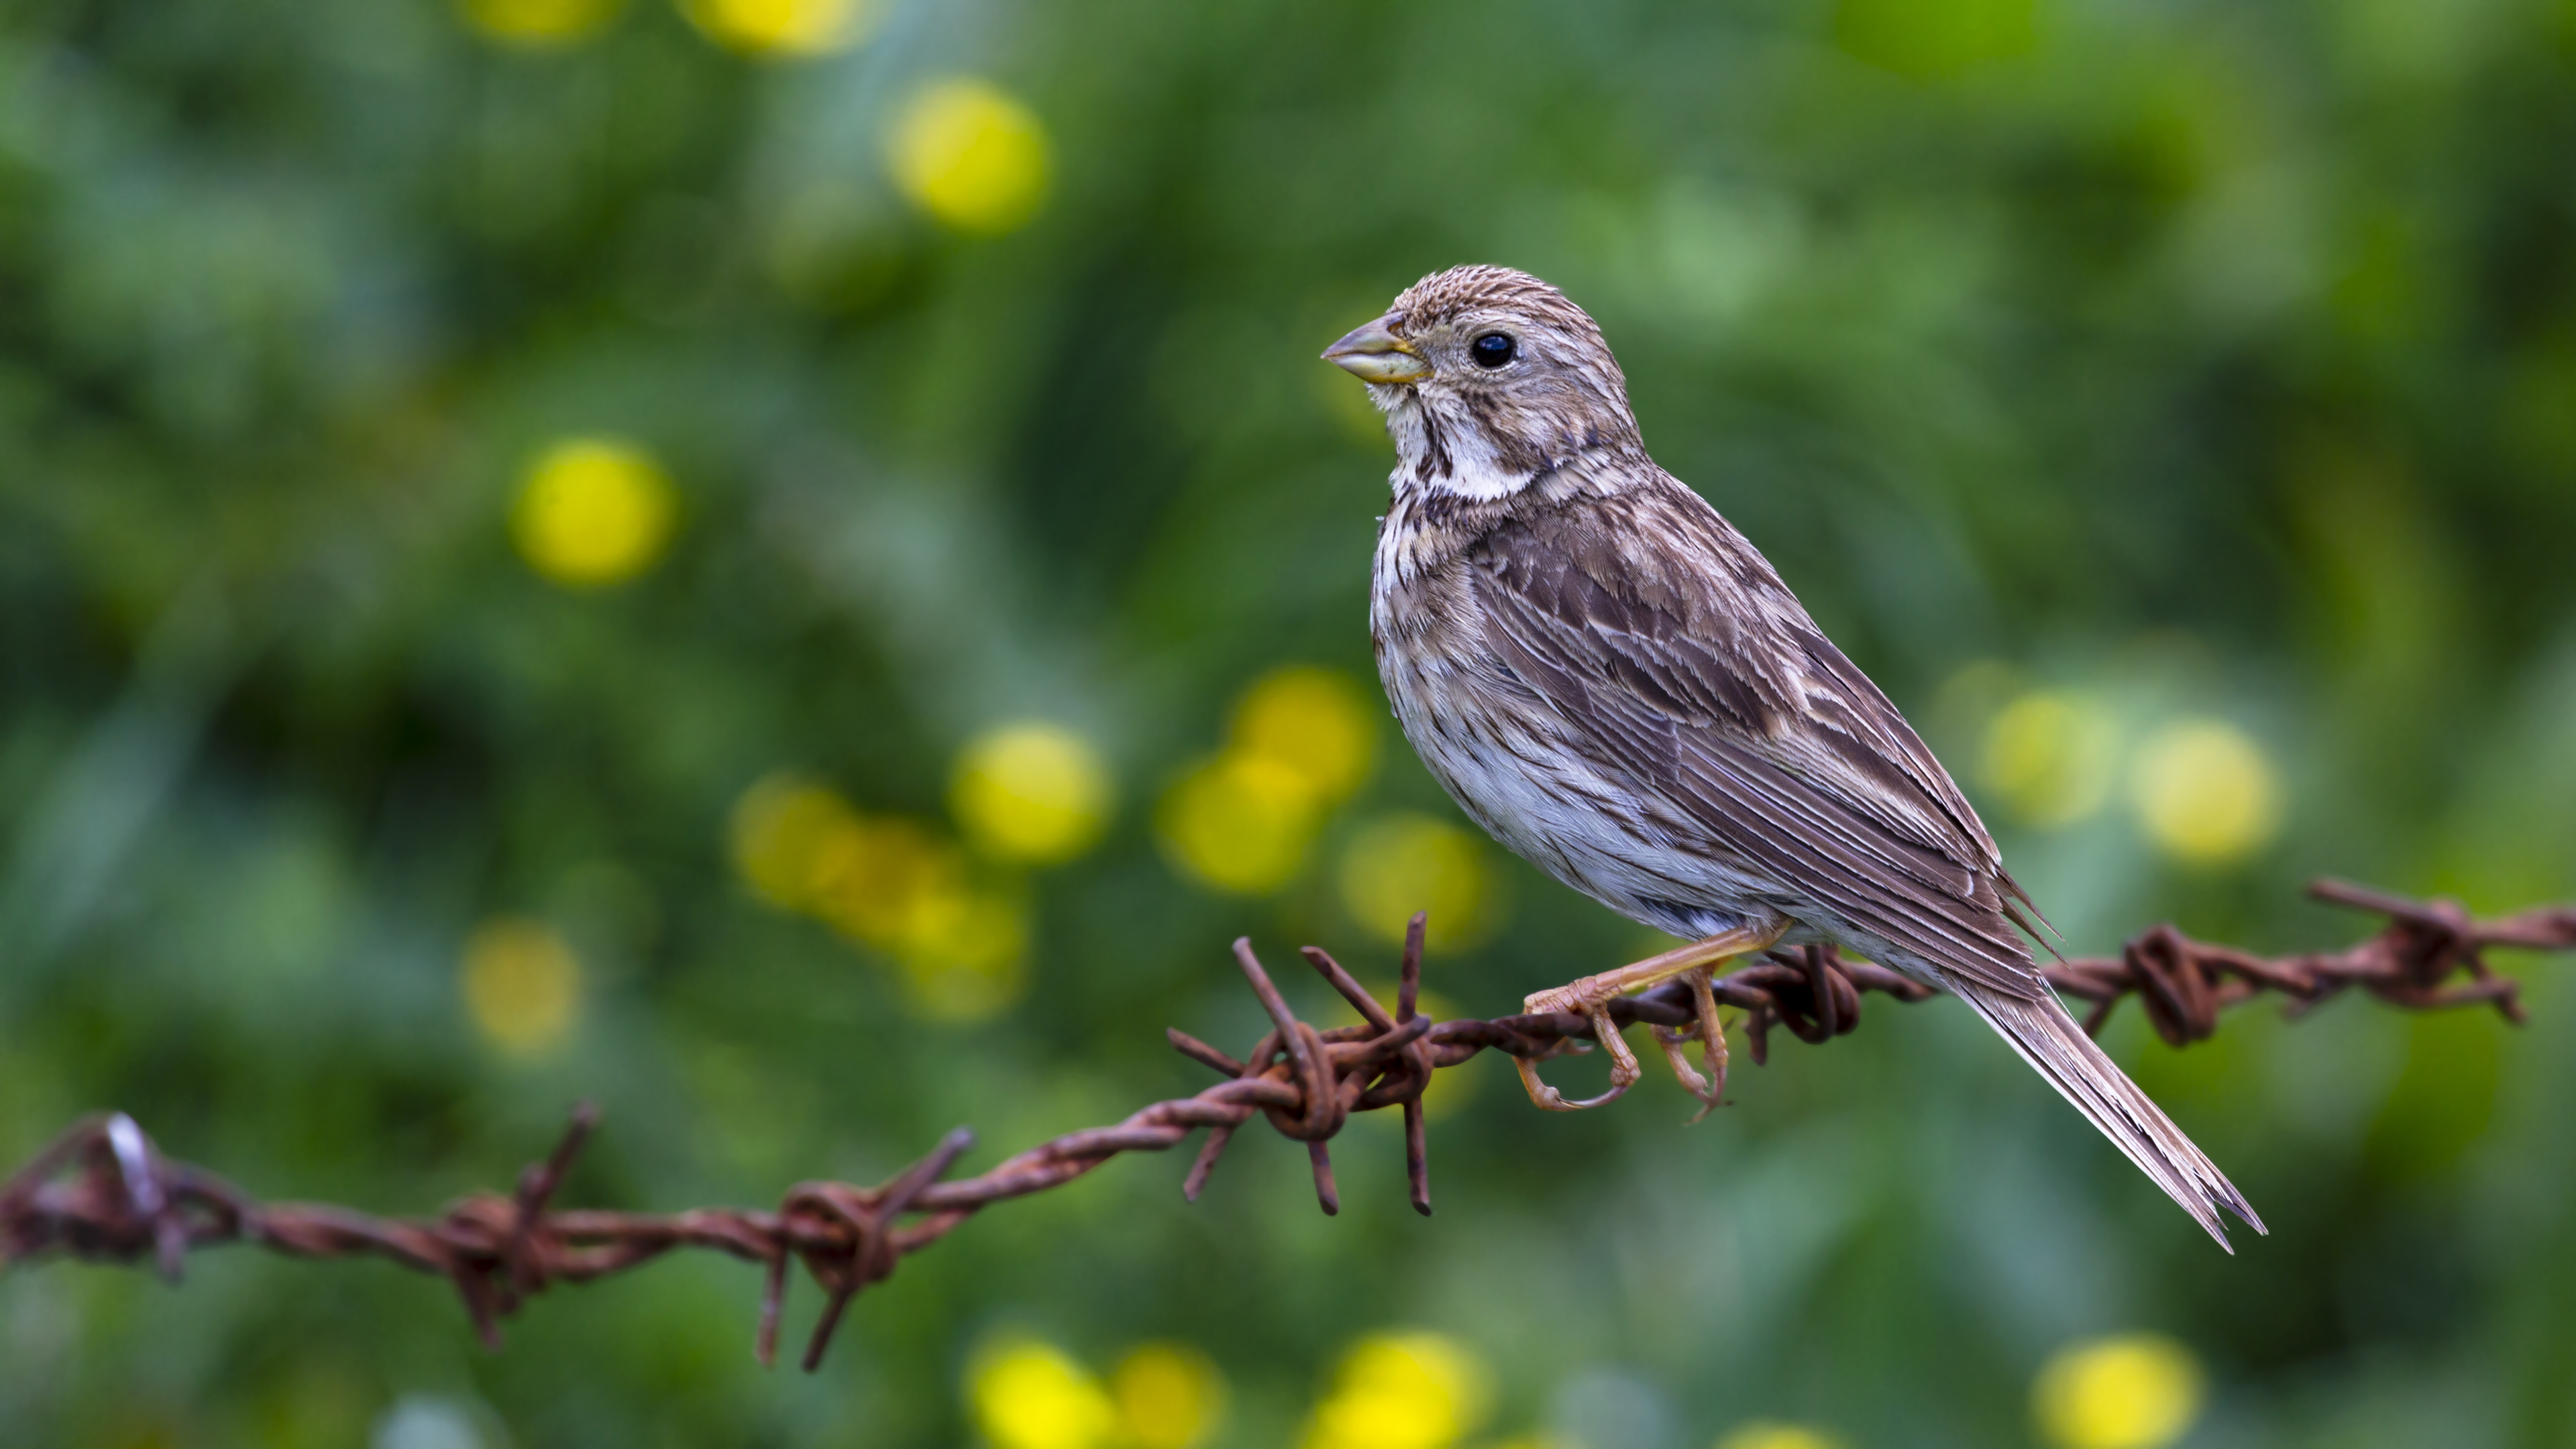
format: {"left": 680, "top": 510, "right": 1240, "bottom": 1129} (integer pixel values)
{"left": 889, "top": 78, "right": 1052, "bottom": 235}
{"left": 970, "top": 1338, "right": 1118, "bottom": 1449}
{"left": 729, "top": 773, "right": 866, "bottom": 910}
{"left": 951, "top": 722, "right": 1115, "bottom": 865}
{"left": 730, "top": 775, "right": 1032, "bottom": 1020}
{"left": 1113, "top": 1342, "right": 1228, "bottom": 1449}
{"left": 804, "top": 817, "right": 1030, "bottom": 1020}
{"left": 806, "top": 814, "right": 965, "bottom": 948}
{"left": 2130, "top": 720, "right": 2284, "bottom": 865}
{"left": 1157, "top": 751, "right": 1323, "bottom": 894}
{"left": 460, "top": 918, "right": 582, "bottom": 1057}
{"left": 2032, "top": 1334, "right": 2205, "bottom": 1449}
{"left": 509, "top": 437, "right": 677, "bottom": 588}
{"left": 1303, "top": 1332, "right": 1491, "bottom": 1449}
{"left": 677, "top": 0, "right": 873, "bottom": 56}
{"left": 891, "top": 884, "right": 1030, "bottom": 1023}
{"left": 459, "top": 0, "right": 624, "bottom": 45}
{"left": 1715, "top": 1424, "right": 1845, "bottom": 1449}
{"left": 1232, "top": 666, "right": 1379, "bottom": 802}
{"left": 1979, "top": 690, "right": 2121, "bottom": 828}
{"left": 1338, "top": 814, "right": 1499, "bottom": 953}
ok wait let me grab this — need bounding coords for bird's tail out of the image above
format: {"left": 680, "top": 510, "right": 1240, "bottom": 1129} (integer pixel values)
{"left": 1947, "top": 975, "right": 2265, "bottom": 1252}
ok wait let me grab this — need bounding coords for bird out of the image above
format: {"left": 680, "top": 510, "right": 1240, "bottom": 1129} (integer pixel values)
{"left": 1322, "top": 264, "right": 2263, "bottom": 1250}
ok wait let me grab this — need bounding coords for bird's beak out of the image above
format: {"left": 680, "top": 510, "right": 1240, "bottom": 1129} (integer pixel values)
{"left": 1322, "top": 315, "right": 1432, "bottom": 384}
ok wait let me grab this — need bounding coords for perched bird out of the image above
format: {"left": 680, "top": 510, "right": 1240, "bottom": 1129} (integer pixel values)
{"left": 1324, "top": 264, "right": 2263, "bottom": 1249}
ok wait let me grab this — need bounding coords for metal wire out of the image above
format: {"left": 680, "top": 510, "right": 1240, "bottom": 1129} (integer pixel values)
{"left": 2, "top": 880, "right": 2566, "bottom": 1371}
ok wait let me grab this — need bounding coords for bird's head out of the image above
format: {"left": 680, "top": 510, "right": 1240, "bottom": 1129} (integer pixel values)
{"left": 1322, "top": 265, "right": 1641, "bottom": 502}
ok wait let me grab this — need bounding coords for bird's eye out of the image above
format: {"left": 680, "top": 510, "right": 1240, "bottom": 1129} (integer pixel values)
{"left": 1469, "top": 332, "right": 1516, "bottom": 368}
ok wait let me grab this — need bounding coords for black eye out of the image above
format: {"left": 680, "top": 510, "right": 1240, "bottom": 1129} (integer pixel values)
{"left": 1470, "top": 332, "right": 1516, "bottom": 368}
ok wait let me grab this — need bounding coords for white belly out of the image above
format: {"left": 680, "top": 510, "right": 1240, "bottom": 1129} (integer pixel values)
{"left": 1372, "top": 622, "right": 1782, "bottom": 943}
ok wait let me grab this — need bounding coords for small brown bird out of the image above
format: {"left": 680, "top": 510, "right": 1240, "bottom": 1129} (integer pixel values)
{"left": 1325, "top": 264, "right": 2262, "bottom": 1249}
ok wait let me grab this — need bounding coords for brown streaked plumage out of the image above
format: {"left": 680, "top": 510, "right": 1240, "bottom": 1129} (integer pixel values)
{"left": 1325, "top": 264, "right": 2263, "bottom": 1250}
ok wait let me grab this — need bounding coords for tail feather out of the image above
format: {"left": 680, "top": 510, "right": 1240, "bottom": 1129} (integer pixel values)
{"left": 1947, "top": 975, "right": 2265, "bottom": 1252}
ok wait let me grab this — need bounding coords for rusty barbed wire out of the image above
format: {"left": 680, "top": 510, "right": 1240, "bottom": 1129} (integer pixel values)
{"left": 2, "top": 879, "right": 2567, "bottom": 1371}
{"left": 2035, "top": 878, "right": 2566, "bottom": 1043}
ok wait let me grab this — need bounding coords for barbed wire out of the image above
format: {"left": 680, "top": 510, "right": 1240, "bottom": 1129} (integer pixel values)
{"left": 3, "top": 879, "right": 2567, "bottom": 1371}
{"left": 2039, "top": 878, "right": 2562, "bottom": 1042}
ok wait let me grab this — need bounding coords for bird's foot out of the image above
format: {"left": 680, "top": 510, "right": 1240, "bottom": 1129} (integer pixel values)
{"left": 1513, "top": 993, "right": 1638, "bottom": 1111}
{"left": 1513, "top": 918, "right": 1784, "bottom": 1116}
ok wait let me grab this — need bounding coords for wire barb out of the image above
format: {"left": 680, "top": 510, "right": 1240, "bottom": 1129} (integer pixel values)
{"left": 1, "top": 881, "right": 2564, "bottom": 1370}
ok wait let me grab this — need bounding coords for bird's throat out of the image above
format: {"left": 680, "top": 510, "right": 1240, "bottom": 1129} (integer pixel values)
{"left": 1387, "top": 395, "right": 1540, "bottom": 504}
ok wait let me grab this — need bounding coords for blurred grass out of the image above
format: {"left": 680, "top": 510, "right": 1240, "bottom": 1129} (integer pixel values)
{"left": 1, "top": 0, "right": 2573, "bottom": 1445}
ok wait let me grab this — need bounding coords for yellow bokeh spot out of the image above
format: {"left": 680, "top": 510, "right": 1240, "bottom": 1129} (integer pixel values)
{"left": 1232, "top": 666, "right": 1379, "bottom": 802}
{"left": 677, "top": 0, "right": 873, "bottom": 56}
{"left": 1979, "top": 691, "right": 2121, "bottom": 828}
{"left": 1716, "top": 1424, "right": 1845, "bottom": 1449}
{"left": 889, "top": 78, "right": 1052, "bottom": 235}
{"left": 890, "top": 884, "right": 1030, "bottom": 1023}
{"left": 1157, "top": 751, "right": 1322, "bottom": 895}
{"left": 952, "top": 722, "right": 1115, "bottom": 865}
{"left": 1303, "top": 1331, "right": 1491, "bottom": 1449}
{"left": 971, "top": 1339, "right": 1120, "bottom": 1449}
{"left": 1113, "top": 1342, "right": 1227, "bottom": 1449}
{"left": 728, "top": 773, "right": 1030, "bottom": 1020}
{"left": 1338, "top": 814, "right": 1499, "bottom": 953}
{"left": 730, "top": 773, "right": 863, "bottom": 910}
{"left": 810, "top": 819, "right": 1031, "bottom": 1020}
{"left": 2130, "top": 720, "right": 2284, "bottom": 865}
{"left": 460, "top": 918, "right": 582, "bottom": 1058}
{"left": 460, "top": 0, "right": 624, "bottom": 44}
{"left": 2032, "top": 1334, "right": 2205, "bottom": 1449}
{"left": 509, "top": 437, "right": 677, "bottom": 588}
{"left": 806, "top": 813, "right": 960, "bottom": 947}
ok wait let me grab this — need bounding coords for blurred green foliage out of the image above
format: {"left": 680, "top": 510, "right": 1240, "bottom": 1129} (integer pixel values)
{"left": 3, "top": 0, "right": 2575, "bottom": 1445}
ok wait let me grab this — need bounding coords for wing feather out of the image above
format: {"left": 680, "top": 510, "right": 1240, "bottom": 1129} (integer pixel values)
{"left": 1468, "top": 490, "right": 2046, "bottom": 1000}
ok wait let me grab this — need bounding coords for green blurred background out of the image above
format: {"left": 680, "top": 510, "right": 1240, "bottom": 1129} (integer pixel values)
{"left": 4, "top": 0, "right": 2575, "bottom": 1444}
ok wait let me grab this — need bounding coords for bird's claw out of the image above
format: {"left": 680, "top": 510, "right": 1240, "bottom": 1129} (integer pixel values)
{"left": 1515, "top": 994, "right": 1640, "bottom": 1111}
{"left": 1652, "top": 966, "right": 1729, "bottom": 1123}
{"left": 1515, "top": 967, "right": 1729, "bottom": 1118}
{"left": 1513, "top": 1053, "right": 1633, "bottom": 1110}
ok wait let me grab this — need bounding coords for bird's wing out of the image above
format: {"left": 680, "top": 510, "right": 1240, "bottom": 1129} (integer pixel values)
{"left": 1466, "top": 488, "right": 2047, "bottom": 1000}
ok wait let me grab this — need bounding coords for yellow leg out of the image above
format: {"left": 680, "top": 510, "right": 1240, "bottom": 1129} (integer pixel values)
{"left": 1515, "top": 916, "right": 1786, "bottom": 1113}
